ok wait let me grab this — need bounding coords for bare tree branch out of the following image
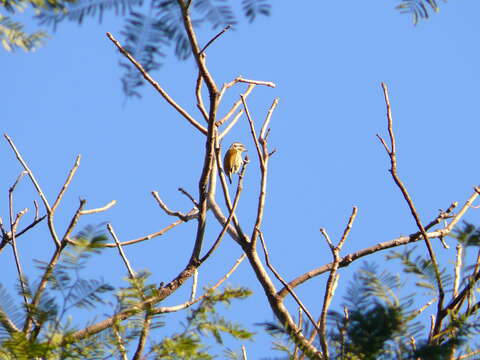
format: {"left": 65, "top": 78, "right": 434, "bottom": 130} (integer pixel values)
{"left": 107, "top": 223, "right": 136, "bottom": 279}
{"left": 378, "top": 82, "right": 444, "bottom": 341}
{"left": 79, "top": 200, "right": 116, "bottom": 215}
{"left": 199, "top": 24, "right": 232, "bottom": 55}
{"left": 106, "top": 32, "right": 207, "bottom": 135}
{"left": 278, "top": 200, "right": 461, "bottom": 299}
{"left": 4, "top": 134, "right": 61, "bottom": 248}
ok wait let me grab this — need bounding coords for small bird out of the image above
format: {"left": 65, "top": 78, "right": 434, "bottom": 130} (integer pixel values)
{"left": 223, "top": 142, "right": 247, "bottom": 184}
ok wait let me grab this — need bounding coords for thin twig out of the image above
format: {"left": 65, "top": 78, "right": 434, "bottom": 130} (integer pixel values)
{"left": 152, "top": 191, "right": 198, "bottom": 222}
{"left": 0, "top": 307, "right": 20, "bottom": 334}
{"left": 177, "top": 0, "right": 218, "bottom": 94}
{"left": 112, "top": 323, "right": 128, "bottom": 360}
{"left": 455, "top": 349, "right": 480, "bottom": 360}
{"left": 190, "top": 268, "right": 198, "bottom": 302}
{"left": 132, "top": 313, "right": 152, "bottom": 360}
{"left": 99, "top": 220, "right": 185, "bottom": 247}
{"left": 293, "top": 307, "right": 303, "bottom": 359}
{"left": 317, "top": 207, "right": 358, "bottom": 358}
{"left": 260, "top": 98, "right": 279, "bottom": 140}
{"left": 26, "top": 246, "right": 64, "bottom": 333}
{"left": 9, "top": 209, "right": 28, "bottom": 306}
{"left": 178, "top": 187, "right": 199, "bottom": 208}
{"left": 195, "top": 71, "right": 209, "bottom": 122}
{"left": 410, "top": 298, "right": 435, "bottom": 318}
{"left": 107, "top": 224, "right": 136, "bottom": 279}
{"left": 242, "top": 345, "right": 248, "bottom": 360}
{"left": 200, "top": 159, "right": 247, "bottom": 263}
{"left": 241, "top": 95, "right": 268, "bottom": 250}
{"left": 217, "top": 84, "right": 254, "bottom": 127}
{"left": 278, "top": 200, "right": 460, "bottom": 299}
{"left": 219, "top": 110, "right": 244, "bottom": 140}
{"left": 52, "top": 155, "right": 81, "bottom": 213}
{"left": 241, "top": 95, "right": 264, "bottom": 168}
{"left": 8, "top": 172, "right": 29, "bottom": 307}
{"left": 4, "top": 134, "right": 61, "bottom": 248}
{"left": 454, "top": 244, "right": 462, "bottom": 298}
{"left": 15, "top": 215, "right": 46, "bottom": 238}
{"left": 79, "top": 200, "right": 116, "bottom": 215}
{"left": 106, "top": 32, "right": 207, "bottom": 135}
{"left": 199, "top": 24, "right": 232, "bottom": 55}
{"left": 258, "top": 231, "right": 321, "bottom": 335}
{"left": 379, "top": 82, "right": 444, "bottom": 340}
{"left": 34, "top": 200, "right": 39, "bottom": 220}
{"left": 4, "top": 135, "right": 51, "bottom": 211}
{"left": 62, "top": 199, "right": 87, "bottom": 241}
{"left": 212, "top": 139, "right": 246, "bottom": 243}
{"left": 152, "top": 254, "right": 246, "bottom": 314}
{"left": 445, "top": 186, "right": 480, "bottom": 233}
{"left": 227, "top": 77, "right": 276, "bottom": 88}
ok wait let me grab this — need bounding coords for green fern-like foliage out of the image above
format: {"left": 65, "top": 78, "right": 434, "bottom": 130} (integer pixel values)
{"left": 396, "top": 0, "right": 445, "bottom": 24}
{"left": 151, "top": 286, "right": 254, "bottom": 359}
{"left": 36, "top": 0, "right": 142, "bottom": 30}
{"left": 387, "top": 247, "right": 452, "bottom": 295}
{"left": 34, "top": 0, "right": 271, "bottom": 98}
{"left": 119, "top": 0, "right": 170, "bottom": 99}
{"left": 327, "top": 263, "right": 415, "bottom": 360}
{"left": 259, "top": 261, "right": 474, "bottom": 359}
{"left": 451, "top": 221, "right": 480, "bottom": 247}
{"left": 193, "top": 0, "right": 236, "bottom": 29}
{"left": 0, "top": 226, "right": 116, "bottom": 359}
{"left": 0, "top": 14, "right": 47, "bottom": 51}
{"left": 242, "top": 0, "right": 270, "bottom": 23}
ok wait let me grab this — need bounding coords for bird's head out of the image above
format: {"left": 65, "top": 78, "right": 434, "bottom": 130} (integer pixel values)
{"left": 230, "top": 142, "right": 247, "bottom": 153}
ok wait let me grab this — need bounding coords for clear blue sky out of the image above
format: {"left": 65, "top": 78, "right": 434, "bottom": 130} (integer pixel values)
{"left": 3, "top": 1, "right": 480, "bottom": 357}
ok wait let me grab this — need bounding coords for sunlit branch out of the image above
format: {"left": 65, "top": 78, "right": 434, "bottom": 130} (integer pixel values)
{"left": 4, "top": 134, "right": 61, "bottom": 248}
{"left": 152, "top": 254, "right": 246, "bottom": 315}
{"left": 199, "top": 24, "right": 232, "bottom": 55}
{"left": 106, "top": 32, "right": 207, "bottom": 135}
{"left": 378, "top": 82, "right": 444, "bottom": 341}
{"left": 79, "top": 200, "right": 116, "bottom": 215}
{"left": 107, "top": 223, "right": 136, "bottom": 279}
{"left": 278, "top": 201, "right": 460, "bottom": 299}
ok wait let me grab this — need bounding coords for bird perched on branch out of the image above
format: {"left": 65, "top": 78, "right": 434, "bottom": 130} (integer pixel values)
{"left": 223, "top": 142, "right": 247, "bottom": 184}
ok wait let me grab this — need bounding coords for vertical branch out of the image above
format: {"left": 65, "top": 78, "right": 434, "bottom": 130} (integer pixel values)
{"left": 8, "top": 172, "right": 29, "bottom": 307}
{"left": 241, "top": 345, "right": 248, "bottom": 360}
{"left": 454, "top": 244, "right": 462, "bottom": 298}
{"left": 112, "top": 323, "right": 129, "bottom": 360}
{"left": 177, "top": 0, "right": 217, "bottom": 94}
{"left": 132, "top": 313, "right": 152, "bottom": 360}
{"left": 260, "top": 98, "right": 279, "bottom": 140}
{"left": 107, "top": 224, "right": 153, "bottom": 360}
{"left": 200, "top": 159, "right": 247, "bottom": 263}
{"left": 196, "top": 71, "right": 208, "bottom": 122}
{"left": 377, "top": 83, "right": 445, "bottom": 340}
{"left": 213, "top": 136, "right": 246, "bottom": 243}
{"left": 293, "top": 307, "right": 303, "bottom": 359}
{"left": 316, "top": 207, "right": 357, "bottom": 358}
{"left": 241, "top": 95, "right": 268, "bottom": 249}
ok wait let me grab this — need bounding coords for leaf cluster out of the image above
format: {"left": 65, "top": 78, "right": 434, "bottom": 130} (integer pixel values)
{"left": 150, "top": 286, "right": 254, "bottom": 359}
{"left": 396, "top": 0, "right": 446, "bottom": 24}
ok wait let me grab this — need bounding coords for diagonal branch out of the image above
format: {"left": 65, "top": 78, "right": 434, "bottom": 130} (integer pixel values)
{"left": 378, "top": 82, "right": 444, "bottom": 341}
{"left": 278, "top": 199, "right": 463, "bottom": 299}
{"left": 4, "top": 134, "right": 61, "bottom": 248}
{"left": 258, "top": 231, "right": 321, "bottom": 336}
{"left": 106, "top": 32, "right": 207, "bottom": 135}
{"left": 199, "top": 24, "right": 232, "bottom": 55}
